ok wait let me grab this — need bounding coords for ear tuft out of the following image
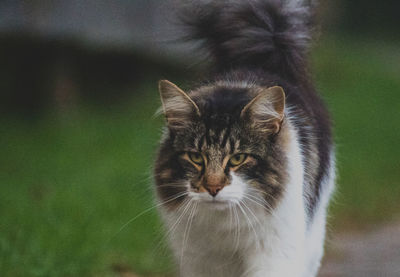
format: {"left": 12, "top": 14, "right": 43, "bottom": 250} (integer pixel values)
{"left": 241, "top": 86, "right": 286, "bottom": 134}
{"left": 158, "top": 80, "right": 200, "bottom": 129}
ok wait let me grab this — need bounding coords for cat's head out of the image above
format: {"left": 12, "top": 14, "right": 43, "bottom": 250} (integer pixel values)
{"left": 155, "top": 80, "right": 289, "bottom": 210}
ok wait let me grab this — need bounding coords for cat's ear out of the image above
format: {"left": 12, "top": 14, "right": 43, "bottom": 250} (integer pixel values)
{"left": 158, "top": 80, "right": 200, "bottom": 129}
{"left": 240, "top": 86, "right": 285, "bottom": 134}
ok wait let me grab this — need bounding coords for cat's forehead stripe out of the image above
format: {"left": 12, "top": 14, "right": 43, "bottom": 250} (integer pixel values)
{"left": 220, "top": 127, "right": 231, "bottom": 149}
{"left": 196, "top": 126, "right": 239, "bottom": 154}
{"left": 197, "top": 134, "right": 206, "bottom": 151}
{"left": 218, "top": 128, "right": 226, "bottom": 144}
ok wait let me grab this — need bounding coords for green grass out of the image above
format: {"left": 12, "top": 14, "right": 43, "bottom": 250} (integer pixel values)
{"left": 0, "top": 87, "right": 171, "bottom": 276}
{"left": 1, "top": 38, "right": 399, "bottom": 276}
{"left": 313, "top": 37, "right": 400, "bottom": 228}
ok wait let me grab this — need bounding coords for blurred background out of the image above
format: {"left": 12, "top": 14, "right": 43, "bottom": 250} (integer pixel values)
{"left": 0, "top": 1, "right": 399, "bottom": 276}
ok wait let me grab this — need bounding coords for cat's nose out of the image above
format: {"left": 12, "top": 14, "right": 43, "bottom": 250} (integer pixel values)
{"left": 205, "top": 185, "right": 224, "bottom": 197}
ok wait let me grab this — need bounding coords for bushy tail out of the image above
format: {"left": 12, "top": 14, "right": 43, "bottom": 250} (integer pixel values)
{"left": 180, "top": 0, "right": 315, "bottom": 82}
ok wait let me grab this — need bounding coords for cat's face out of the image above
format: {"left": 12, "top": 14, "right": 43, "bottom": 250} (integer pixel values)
{"left": 155, "top": 80, "right": 288, "bottom": 210}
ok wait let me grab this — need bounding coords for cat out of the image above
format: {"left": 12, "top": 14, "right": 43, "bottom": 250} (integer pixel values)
{"left": 154, "top": 0, "right": 335, "bottom": 276}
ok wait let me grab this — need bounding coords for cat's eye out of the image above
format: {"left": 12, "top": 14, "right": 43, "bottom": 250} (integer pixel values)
{"left": 188, "top": 152, "right": 204, "bottom": 165}
{"left": 229, "top": 154, "right": 247, "bottom": 167}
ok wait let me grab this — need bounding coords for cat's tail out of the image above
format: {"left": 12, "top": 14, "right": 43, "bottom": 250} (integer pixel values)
{"left": 180, "top": 0, "right": 316, "bottom": 82}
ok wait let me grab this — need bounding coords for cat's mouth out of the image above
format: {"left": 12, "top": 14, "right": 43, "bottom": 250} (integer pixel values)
{"left": 203, "top": 199, "right": 226, "bottom": 204}
{"left": 189, "top": 192, "right": 235, "bottom": 207}
{"left": 200, "top": 198, "right": 237, "bottom": 207}
{"left": 198, "top": 198, "right": 232, "bottom": 210}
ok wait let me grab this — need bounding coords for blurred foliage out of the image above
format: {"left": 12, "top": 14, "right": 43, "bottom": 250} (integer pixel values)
{"left": 1, "top": 37, "right": 400, "bottom": 276}
{"left": 337, "top": 0, "right": 400, "bottom": 37}
{"left": 312, "top": 36, "right": 400, "bottom": 228}
{"left": 0, "top": 35, "right": 189, "bottom": 116}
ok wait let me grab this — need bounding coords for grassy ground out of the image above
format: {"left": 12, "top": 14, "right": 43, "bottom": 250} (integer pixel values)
{"left": 1, "top": 38, "right": 399, "bottom": 276}
{"left": 313, "top": 37, "right": 400, "bottom": 228}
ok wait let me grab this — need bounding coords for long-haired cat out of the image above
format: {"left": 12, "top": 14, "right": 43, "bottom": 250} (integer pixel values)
{"left": 154, "top": 0, "right": 335, "bottom": 276}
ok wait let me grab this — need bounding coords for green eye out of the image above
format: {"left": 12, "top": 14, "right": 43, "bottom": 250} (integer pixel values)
{"left": 229, "top": 154, "right": 247, "bottom": 166}
{"left": 188, "top": 152, "right": 204, "bottom": 165}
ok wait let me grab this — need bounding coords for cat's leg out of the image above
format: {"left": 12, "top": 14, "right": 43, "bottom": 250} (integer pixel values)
{"left": 241, "top": 163, "right": 308, "bottom": 277}
{"left": 169, "top": 222, "right": 243, "bottom": 277}
{"left": 243, "top": 257, "right": 305, "bottom": 277}
{"left": 302, "top": 204, "right": 328, "bottom": 277}
{"left": 178, "top": 249, "right": 242, "bottom": 277}
{"left": 240, "top": 211, "right": 307, "bottom": 277}
{"left": 241, "top": 238, "right": 306, "bottom": 277}
{"left": 304, "top": 161, "right": 335, "bottom": 277}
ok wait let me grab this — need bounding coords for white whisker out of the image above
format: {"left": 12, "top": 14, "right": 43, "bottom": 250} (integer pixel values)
{"left": 180, "top": 201, "right": 198, "bottom": 268}
{"left": 233, "top": 204, "right": 241, "bottom": 253}
{"left": 153, "top": 197, "right": 193, "bottom": 253}
{"left": 112, "top": 191, "right": 188, "bottom": 239}
{"left": 237, "top": 201, "right": 260, "bottom": 250}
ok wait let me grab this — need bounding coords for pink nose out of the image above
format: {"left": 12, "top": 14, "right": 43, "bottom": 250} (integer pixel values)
{"left": 205, "top": 185, "right": 224, "bottom": 197}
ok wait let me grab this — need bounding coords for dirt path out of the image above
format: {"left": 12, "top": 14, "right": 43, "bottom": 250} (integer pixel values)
{"left": 319, "top": 221, "right": 400, "bottom": 277}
